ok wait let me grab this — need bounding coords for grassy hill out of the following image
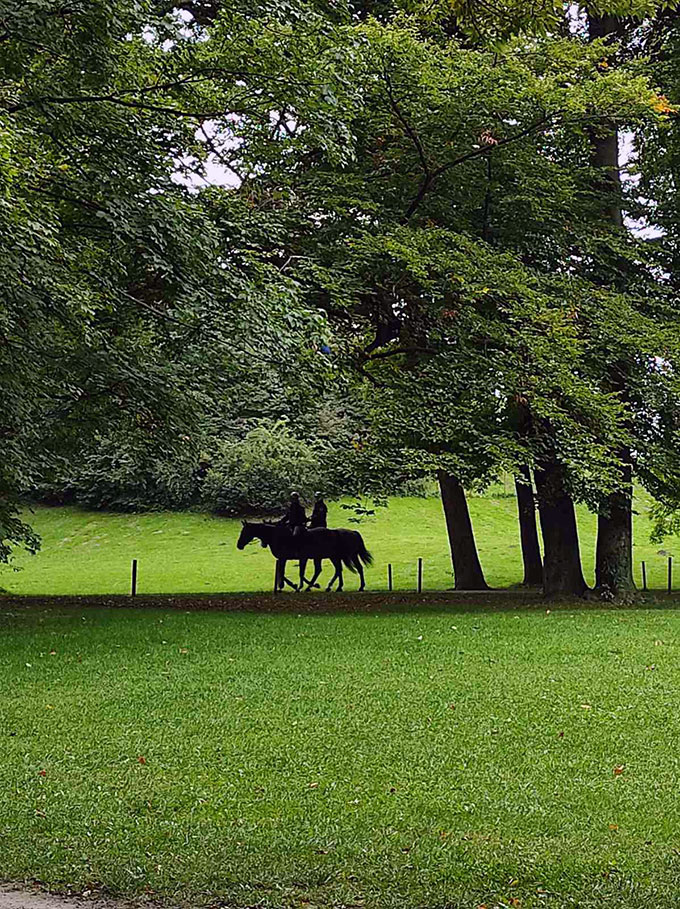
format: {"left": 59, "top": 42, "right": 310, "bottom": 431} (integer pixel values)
{"left": 2, "top": 489, "right": 677, "bottom": 595}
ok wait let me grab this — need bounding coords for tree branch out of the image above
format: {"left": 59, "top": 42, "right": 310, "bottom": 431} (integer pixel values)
{"left": 383, "top": 71, "right": 431, "bottom": 180}
{"left": 403, "top": 112, "right": 553, "bottom": 221}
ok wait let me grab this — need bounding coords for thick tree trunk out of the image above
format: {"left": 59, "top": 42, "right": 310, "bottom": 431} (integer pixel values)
{"left": 588, "top": 11, "right": 636, "bottom": 596}
{"left": 437, "top": 470, "right": 489, "bottom": 590}
{"left": 534, "top": 461, "right": 588, "bottom": 598}
{"left": 515, "top": 465, "right": 543, "bottom": 586}
{"left": 596, "top": 460, "right": 635, "bottom": 593}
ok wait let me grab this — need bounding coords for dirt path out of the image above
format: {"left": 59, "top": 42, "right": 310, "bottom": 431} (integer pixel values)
{"left": 0, "top": 889, "right": 136, "bottom": 909}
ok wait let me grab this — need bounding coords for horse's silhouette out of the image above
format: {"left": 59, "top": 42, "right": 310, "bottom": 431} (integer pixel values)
{"left": 236, "top": 521, "right": 373, "bottom": 592}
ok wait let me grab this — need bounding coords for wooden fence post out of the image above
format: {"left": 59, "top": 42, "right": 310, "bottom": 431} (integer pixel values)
{"left": 669, "top": 556, "right": 673, "bottom": 594}
{"left": 417, "top": 557, "right": 423, "bottom": 593}
{"left": 388, "top": 563, "right": 393, "bottom": 592}
{"left": 131, "top": 559, "right": 138, "bottom": 597}
{"left": 641, "top": 561, "right": 647, "bottom": 592}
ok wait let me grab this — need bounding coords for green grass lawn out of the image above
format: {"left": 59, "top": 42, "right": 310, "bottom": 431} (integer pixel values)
{"left": 2, "top": 491, "right": 677, "bottom": 595}
{"left": 2, "top": 600, "right": 680, "bottom": 908}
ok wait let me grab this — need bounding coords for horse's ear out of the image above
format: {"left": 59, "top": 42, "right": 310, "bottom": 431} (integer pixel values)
{"left": 241, "top": 520, "right": 246, "bottom": 526}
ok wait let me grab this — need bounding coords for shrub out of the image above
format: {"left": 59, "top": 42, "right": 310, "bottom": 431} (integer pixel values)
{"left": 200, "top": 421, "right": 325, "bottom": 515}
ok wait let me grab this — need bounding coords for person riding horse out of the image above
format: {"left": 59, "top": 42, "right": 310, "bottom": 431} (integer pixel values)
{"left": 277, "top": 491, "right": 307, "bottom": 537}
{"left": 310, "top": 492, "right": 327, "bottom": 529}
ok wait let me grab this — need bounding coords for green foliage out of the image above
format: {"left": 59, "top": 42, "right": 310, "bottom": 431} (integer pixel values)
{"left": 201, "top": 421, "right": 330, "bottom": 514}
{"left": 0, "top": 0, "right": 333, "bottom": 558}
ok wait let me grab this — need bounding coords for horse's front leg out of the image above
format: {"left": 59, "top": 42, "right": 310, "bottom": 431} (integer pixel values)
{"left": 279, "top": 558, "right": 298, "bottom": 590}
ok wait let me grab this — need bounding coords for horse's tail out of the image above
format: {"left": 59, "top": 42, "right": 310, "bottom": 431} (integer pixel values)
{"left": 342, "top": 553, "right": 358, "bottom": 573}
{"left": 355, "top": 533, "right": 373, "bottom": 566}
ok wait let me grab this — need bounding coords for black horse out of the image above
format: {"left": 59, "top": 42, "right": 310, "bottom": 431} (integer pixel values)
{"left": 236, "top": 522, "right": 373, "bottom": 592}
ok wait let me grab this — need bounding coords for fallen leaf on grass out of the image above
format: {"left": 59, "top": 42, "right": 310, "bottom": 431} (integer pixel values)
{"left": 580, "top": 704, "right": 592, "bottom": 710}
{"left": 613, "top": 765, "right": 625, "bottom": 776}
{"left": 38, "top": 770, "right": 46, "bottom": 777}
{"left": 138, "top": 756, "right": 146, "bottom": 765}
{"left": 558, "top": 731, "right": 565, "bottom": 738}
{"left": 308, "top": 782, "right": 319, "bottom": 789}
{"left": 179, "top": 648, "right": 188, "bottom": 654}
{"left": 609, "top": 824, "right": 619, "bottom": 831}
{"left": 508, "top": 899, "right": 521, "bottom": 907}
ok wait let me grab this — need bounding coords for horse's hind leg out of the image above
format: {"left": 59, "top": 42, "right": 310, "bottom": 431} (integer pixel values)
{"left": 306, "top": 559, "right": 323, "bottom": 591}
{"left": 297, "top": 558, "right": 308, "bottom": 592}
{"left": 326, "top": 559, "right": 342, "bottom": 592}
{"left": 355, "top": 558, "right": 365, "bottom": 591}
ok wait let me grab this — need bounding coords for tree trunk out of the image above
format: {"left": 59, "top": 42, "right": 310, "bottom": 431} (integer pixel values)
{"left": 588, "top": 11, "right": 636, "bottom": 596}
{"left": 534, "top": 461, "right": 588, "bottom": 598}
{"left": 437, "top": 470, "right": 489, "bottom": 590}
{"left": 515, "top": 465, "right": 543, "bottom": 586}
{"left": 596, "top": 460, "right": 635, "bottom": 593}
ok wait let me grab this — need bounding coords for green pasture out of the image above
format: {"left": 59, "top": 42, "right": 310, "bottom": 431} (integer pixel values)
{"left": 2, "top": 600, "right": 680, "bottom": 908}
{"left": 2, "top": 491, "right": 677, "bottom": 595}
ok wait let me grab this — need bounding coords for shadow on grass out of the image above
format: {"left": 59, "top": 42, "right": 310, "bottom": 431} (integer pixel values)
{"left": 2, "top": 589, "right": 680, "bottom": 616}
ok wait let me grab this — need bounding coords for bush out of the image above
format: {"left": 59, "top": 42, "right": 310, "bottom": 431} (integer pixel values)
{"left": 35, "top": 435, "right": 201, "bottom": 511}
{"left": 200, "top": 421, "right": 326, "bottom": 515}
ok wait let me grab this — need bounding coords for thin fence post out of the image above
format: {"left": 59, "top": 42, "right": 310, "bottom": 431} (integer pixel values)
{"left": 131, "top": 559, "right": 137, "bottom": 597}
{"left": 388, "top": 563, "right": 393, "bottom": 592}
{"left": 417, "top": 557, "right": 423, "bottom": 593}
{"left": 273, "top": 561, "right": 279, "bottom": 594}
{"left": 669, "top": 556, "right": 673, "bottom": 594}
{"left": 641, "top": 561, "right": 647, "bottom": 592}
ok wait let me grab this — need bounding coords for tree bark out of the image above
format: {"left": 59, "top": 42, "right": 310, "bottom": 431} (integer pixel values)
{"left": 588, "top": 11, "right": 636, "bottom": 595}
{"left": 437, "top": 470, "right": 489, "bottom": 590}
{"left": 515, "top": 465, "right": 543, "bottom": 586}
{"left": 534, "top": 460, "right": 588, "bottom": 598}
{"left": 595, "top": 460, "right": 635, "bottom": 593}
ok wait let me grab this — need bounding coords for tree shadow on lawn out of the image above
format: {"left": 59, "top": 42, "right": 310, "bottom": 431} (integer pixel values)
{"left": 2, "top": 589, "right": 680, "bottom": 617}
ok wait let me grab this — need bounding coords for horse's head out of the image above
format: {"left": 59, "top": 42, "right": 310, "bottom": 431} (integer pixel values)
{"left": 236, "top": 521, "right": 257, "bottom": 550}
{"left": 237, "top": 521, "right": 270, "bottom": 550}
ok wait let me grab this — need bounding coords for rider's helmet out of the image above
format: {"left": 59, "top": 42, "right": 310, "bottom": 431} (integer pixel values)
{"left": 290, "top": 491, "right": 300, "bottom": 499}
{"left": 314, "top": 491, "right": 323, "bottom": 499}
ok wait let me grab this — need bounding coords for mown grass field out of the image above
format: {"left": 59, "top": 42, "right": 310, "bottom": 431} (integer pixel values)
{"left": 2, "top": 600, "right": 680, "bottom": 908}
{"left": 2, "top": 490, "right": 677, "bottom": 595}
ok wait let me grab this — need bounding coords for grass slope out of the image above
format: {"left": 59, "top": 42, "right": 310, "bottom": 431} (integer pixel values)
{"left": 2, "top": 601, "right": 680, "bottom": 908}
{"left": 2, "top": 491, "right": 676, "bottom": 596}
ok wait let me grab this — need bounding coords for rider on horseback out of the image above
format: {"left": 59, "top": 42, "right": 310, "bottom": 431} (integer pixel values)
{"left": 310, "top": 492, "right": 328, "bottom": 529}
{"left": 278, "top": 491, "right": 307, "bottom": 538}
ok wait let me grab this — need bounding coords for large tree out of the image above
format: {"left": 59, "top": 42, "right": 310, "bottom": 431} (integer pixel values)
{"left": 206, "top": 5, "right": 678, "bottom": 594}
{"left": 0, "top": 0, "right": 332, "bottom": 560}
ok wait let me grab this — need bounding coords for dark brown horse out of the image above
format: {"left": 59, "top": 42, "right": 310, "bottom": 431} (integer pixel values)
{"left": 236, "top": 522, "right": 373, "bottom": 592}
